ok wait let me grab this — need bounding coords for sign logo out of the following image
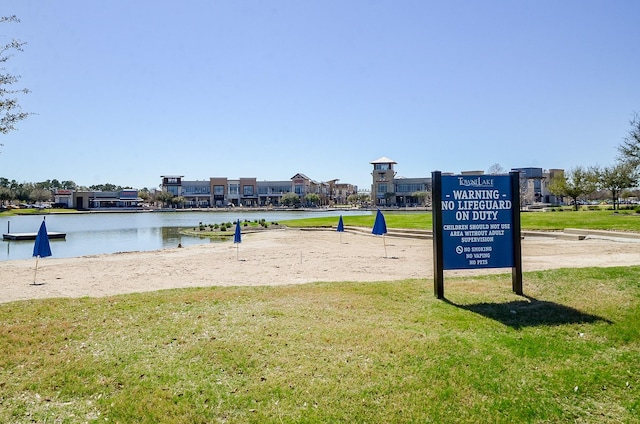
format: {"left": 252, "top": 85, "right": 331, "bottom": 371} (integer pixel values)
{"left": 457, "top": 176, "right": 494, "bottom": 187}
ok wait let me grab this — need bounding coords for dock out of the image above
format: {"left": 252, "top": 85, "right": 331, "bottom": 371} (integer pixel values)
{"left": 2, "top": 232, "right": 67, "bottom": 241}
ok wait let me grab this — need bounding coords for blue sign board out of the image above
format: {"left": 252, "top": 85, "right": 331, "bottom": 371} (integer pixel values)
{"left": 441, "top": 174, "right": 514, "bottom": 270}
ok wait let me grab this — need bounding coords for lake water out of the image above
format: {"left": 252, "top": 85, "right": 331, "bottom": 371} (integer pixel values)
{"left": 0, "top": 209, "right": 371, "bottom": 261}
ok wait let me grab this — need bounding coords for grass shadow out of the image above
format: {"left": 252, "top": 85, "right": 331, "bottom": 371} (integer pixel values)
{"left": 444, "top": 295, "right": 612, "bottom": 329}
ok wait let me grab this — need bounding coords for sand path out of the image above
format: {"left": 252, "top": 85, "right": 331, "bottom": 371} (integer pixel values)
{"left": 1, "top": 229, "right": 639, "bottom": 303}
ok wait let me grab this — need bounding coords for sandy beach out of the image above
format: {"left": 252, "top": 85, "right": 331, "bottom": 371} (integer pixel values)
{"left": 1, "top": 228, "right": 639, "bottom": 304}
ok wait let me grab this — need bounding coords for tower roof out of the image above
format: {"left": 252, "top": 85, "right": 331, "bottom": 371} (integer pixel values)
{"left": 370, "top": 156, "right": 397, "bottom": 164}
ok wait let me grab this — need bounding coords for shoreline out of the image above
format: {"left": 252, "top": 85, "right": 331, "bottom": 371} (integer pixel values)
{"left": 0, "top": 205, "right": 430, "bottom": 217}
{"left": 1, "top": 228, "right": 639, "bottom": 304}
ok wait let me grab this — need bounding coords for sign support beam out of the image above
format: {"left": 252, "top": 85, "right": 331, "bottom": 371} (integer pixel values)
{"left": 510, "top": 171, "right": 523, "bottom": 295}
{"left": 432, "top": 171, "right": 444, "bottom": 299}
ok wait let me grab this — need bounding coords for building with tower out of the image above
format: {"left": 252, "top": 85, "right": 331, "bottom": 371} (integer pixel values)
{"left": 369, "top": 157, "right": 563, "bottom": 207}
{"left": 370, "top": 157, "right": 431, "bottom": 207}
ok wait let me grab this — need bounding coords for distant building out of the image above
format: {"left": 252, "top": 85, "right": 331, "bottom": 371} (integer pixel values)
{"left": 369, "top": 157, "right": 564, "bottom": 207}
{"left": 512, "top": 167, "right": 563, "bottom": 205}
{"left": 161, "top": 175, "right": 184, "bottom": 197}
{"left": 328, "top": 179, "right": 358, "bottom": 205}
{"left": 160, "top": 173, "right": 357, "bottom": 207}
{"left": 73, "top": 189, "right": 143, "bottom": 210}
{"left": 53, "top": 190, "right": 74, "bottom": 208}
{"left": 370, "top": 157, "right": 431, "bottom": 207}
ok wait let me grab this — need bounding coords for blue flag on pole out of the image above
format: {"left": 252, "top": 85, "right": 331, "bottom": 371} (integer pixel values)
{"left": 337, "top": 215, "right": 344, "bottom": 232}
{"left": 372, "top": 209, "right": 387, "bottom": 235}
{"left": 372, "top": 209, "right": 388, "bottom": 257}
{"left": 233, "top": 219, "right": 242, "bottom": 260}
{"left": 234, "top": 219, "right": 242, "bottom": 244}
{"left": 33, "top": 220, "right": 52, "bottom": 258}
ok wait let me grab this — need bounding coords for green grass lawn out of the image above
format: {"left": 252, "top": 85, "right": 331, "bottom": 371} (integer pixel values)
{"left": 0, "top": 208, "right": 78, "bottom": 216}
{"left": 283, "top": 209, "right": 640, "bottom": 232}
{"left": 1, "top": 209, "right": 640, "bottom": 422}
{"left": 1, "top": 268, "right": 638, "bottom": 423}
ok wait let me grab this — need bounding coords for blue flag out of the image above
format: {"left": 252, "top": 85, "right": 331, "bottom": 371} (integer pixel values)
{"left": 372, "top": 209, "right": 387, "bottom": 235}
{"left": 234, "top": 219, "right": 242, "bottom": 244}
{"left": 33, "top": 220, "right": 52, "bottom": 258}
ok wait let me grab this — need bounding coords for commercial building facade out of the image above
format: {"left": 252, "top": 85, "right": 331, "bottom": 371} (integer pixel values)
{"left": 69, "top": 189, "right": 143, "bottom": 210}
{"left": 160, "top": 174, "right": 357, "bottom": 208}
{"left": 50, "top": 161, "right": 562, "bottom": 211}
{"left": 512, "top": 167, "right": 564, "bottom": 205}
{"left": 369, "top": 157, "right": 563, "bottom": 207}
{"left": 160, "top": 160, "right": 563, "bottom": 210}
{"left": 371, "top": 157, "right": 432, "bottom": 207}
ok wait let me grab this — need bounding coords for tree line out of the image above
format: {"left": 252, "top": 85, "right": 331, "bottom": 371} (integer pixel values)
{"left": 549, "top": 114, "right": 640, "bottom": 210}
{"left": 0, "top": 178, "right": 157, "bottom": 207}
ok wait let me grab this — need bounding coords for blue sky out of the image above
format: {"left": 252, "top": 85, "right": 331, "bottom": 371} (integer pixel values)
{"left": 2, "top": 0, "right": 639, "bottom": 191}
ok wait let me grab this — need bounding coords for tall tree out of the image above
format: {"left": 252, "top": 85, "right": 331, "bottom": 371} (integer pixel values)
{"left": 281, "top": 192, "right": 301, "bottom": 207}
{"left": 411, "top": 190, "right": 429, "bottom": 206}
{"left": 60, "top": 180, "right": 77, "bottom": 190}
{"left": 548, "top": 166, "right": 599, "bottom": 210}
{"left": 598, "top": 162, "right": 639, "bottom": 210}
{"left": 0, "top": 185, "right": 13, "bottom": 206}
{"left": 618, "top": 113, "right": 640, "bottom": 167}
{"left": 90, "top": 183, "right": 119, "bottom": 192}
{"left": 155, "top": 191, "right": 174, "bottom": 208}
{"left": 13, "top": 182, "right": 33, "bottom": 203}
{"left": 138, "top": 187, "right": 151, "bottom": 204}
{"left": 1, "top": 16, "right": 30, "bottom": 139}
{"left": 171, "top": 196, "right": 186, "bottom": 209}
{"left": 304, "top": 193, "right": 320, "bottom": 206}
{"left": 487, "top": 163, "right": 506, "bottom": 175}
{"left": 29, "top": 187, "right": 51, "bottom": 205}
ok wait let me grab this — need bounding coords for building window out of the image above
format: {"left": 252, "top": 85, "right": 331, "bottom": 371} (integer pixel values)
{"left": 243, "top": 185, "right": 254, "bottom": 196}
{"left": 214, "top": 185, "right": 224, "bottom": 195}
{"left": 271, "top": 185, "right": 291, "bottom": 193}
{"left": 396, "top": 183, "right": 423, "bottom": 193}
{"left": 375, "top": 164, "right": 390, "bottom": 171}
{"left": 229, "top": 184, "right": 239, "bottom": 195}
{"left": 183, "top": 186, "right": 210, "bottom": 195}
{"left": 377, "top": 184, "right": 387, "bottom": 193}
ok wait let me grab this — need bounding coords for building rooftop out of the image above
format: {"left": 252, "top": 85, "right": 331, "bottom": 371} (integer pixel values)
{"left": 370, "top": 156, "right": 397, "bottom": 164}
